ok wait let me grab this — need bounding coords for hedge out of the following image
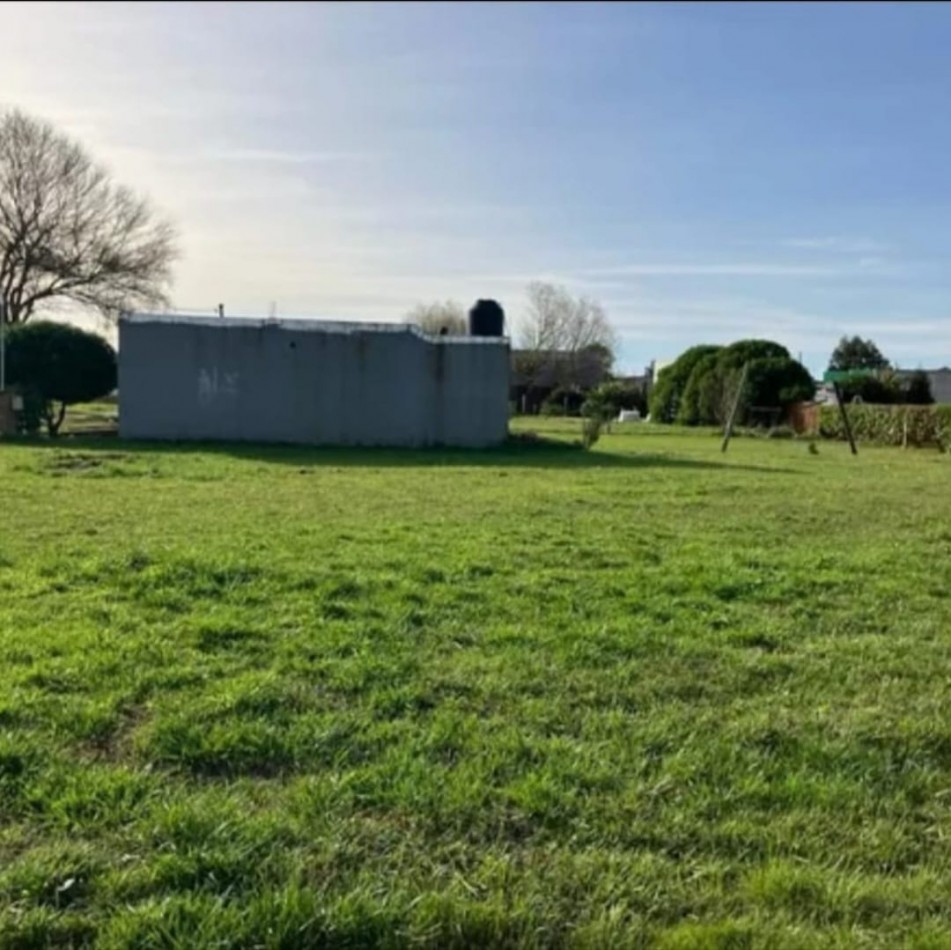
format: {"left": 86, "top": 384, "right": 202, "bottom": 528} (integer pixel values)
{"left": 818, "top": 404, "right": 951, "bottom": 448}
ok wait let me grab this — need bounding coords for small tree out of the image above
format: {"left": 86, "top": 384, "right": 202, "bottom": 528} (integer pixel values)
{"left": 6, "top": 321, "right": 117, "bottom": 435}
{"left": 403, "top": 300, "right": 466, "bottom": 335}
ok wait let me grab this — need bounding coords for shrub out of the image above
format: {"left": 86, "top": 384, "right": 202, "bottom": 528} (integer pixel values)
{"left": 582, "top": 380, "right": 646, "bottom": 421}
{"left": 581, "top": 416, "right": 603, "bottom": 449}
{"left": 839, "top": 372, "right": 902, "bottom": 405}
{"left": 819, "top": 404, "right": 951, "bottom": 448}
{"left": 5, "top": 321, "right": 117, "bottom": 436}
{"left": 546, "top": 387, "right": 586, "bottom": 416}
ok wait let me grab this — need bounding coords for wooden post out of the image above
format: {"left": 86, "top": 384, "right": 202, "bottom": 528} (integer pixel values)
{"left": 833, "top": 382, "right": 858, "bottom": 455}
{"left": 721, "top": 363, "right": 750, "bottom": 453}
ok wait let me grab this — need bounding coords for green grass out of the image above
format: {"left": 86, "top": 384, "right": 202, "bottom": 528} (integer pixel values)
{"left": 1, "top": 419, "right": 950, "bottom": 948}
{"left": 59, "top": 401, "right": 118, "bottom": 436}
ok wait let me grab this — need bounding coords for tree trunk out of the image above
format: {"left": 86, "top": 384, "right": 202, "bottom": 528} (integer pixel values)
{"left": 46, "top": 401, "right": 67, "bottom": 437}
{"left": 1, "top": 301, "right": 31, "bottom": 324}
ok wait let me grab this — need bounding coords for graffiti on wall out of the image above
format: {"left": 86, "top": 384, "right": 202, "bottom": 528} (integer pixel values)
{"left": 198, "top": 368, "right": 240, "bottom": 406}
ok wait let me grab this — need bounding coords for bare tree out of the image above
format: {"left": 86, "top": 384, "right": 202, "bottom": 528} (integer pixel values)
{"left": 0, "top": 109, "right": 177, "bottom": 325}
{"left": 403, "top": 299, "right": 467, "bottom": 335}
{"left": 514, "top": 281, "right": 617, "bottom": 393}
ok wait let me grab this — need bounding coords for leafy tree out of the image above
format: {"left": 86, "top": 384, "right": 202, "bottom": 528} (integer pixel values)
{"left": 403, "top": 300, "right": 467, "bottom": 335}
{"left": 648, "top": 345, "right": 721, "bottom": 423}
{"left": 744, "top": 356, "right": 816, "bottom": 411}
{"left": 716, "top": 339, "right": 789, "bottom": 371}
{"left": 904, "top": 370, "right": 934, "bottom": 405}
{"left": 6, "top": 321, "right": 116, "bottom": 435}
{"left": 828, "top": 336, "right": 890, "bottom": 372}
{"left": 0, "top": 109, "right": 177, "bottom": 325}
{"left": 673, "top": 340, "right": 793, "bottom": 425}
{"left": 662, "top": 338, "right": 813, "bottom": 426}
{"left": 677, "top": 352, "right": 725, "bottom": 425}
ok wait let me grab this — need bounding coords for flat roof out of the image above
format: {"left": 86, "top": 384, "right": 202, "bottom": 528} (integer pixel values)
{"left": 121, "top": 312, "right": 508, "bottom": 344}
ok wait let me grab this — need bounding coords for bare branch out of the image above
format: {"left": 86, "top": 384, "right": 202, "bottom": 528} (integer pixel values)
{"left": 514, "top": 281, "right": 617, "bottom": 391}
{"left": 0, "top": 109, "right": 178, "bottom": 324}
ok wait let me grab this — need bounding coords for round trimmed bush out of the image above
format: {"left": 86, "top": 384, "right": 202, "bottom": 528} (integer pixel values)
{"left": 6, "top": 320, "right": 117, "bottom": 435}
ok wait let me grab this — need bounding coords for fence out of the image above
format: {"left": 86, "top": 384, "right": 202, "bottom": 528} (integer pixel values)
{"left": 788, "top": 401, "right": 820, "bottom": 435}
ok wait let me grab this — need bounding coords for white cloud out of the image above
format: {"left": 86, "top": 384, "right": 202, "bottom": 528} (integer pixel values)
{"left": 783, "top": 236, "right": 892, "bottom": 254}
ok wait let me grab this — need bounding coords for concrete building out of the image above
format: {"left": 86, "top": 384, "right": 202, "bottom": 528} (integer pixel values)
{"left": 118, "top": 314, "right": 510, "bottom": 447}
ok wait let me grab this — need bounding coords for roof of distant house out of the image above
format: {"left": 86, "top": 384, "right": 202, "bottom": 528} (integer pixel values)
{"left": 510, "top": 348, "right": 612, "bottom": 388}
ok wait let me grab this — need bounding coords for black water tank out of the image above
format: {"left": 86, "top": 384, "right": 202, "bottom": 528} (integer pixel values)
{"left": 468, "top": 299, "right": 505, "bottom": 337}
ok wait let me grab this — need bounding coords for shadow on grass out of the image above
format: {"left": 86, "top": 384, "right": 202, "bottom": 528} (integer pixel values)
{"left": 3, "top": 432, "right": 796, "bottom": 474}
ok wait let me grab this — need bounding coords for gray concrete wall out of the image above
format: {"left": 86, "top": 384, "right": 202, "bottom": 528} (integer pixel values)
{"left": 118, "top": 315, "right": 510, "bottom": 447}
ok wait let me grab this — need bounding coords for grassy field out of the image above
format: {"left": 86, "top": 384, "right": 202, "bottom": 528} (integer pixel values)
{"left": 1, "top": 420, "right": 950, "bottom": 948}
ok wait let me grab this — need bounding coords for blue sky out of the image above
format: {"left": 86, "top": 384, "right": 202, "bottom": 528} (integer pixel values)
{"left": 3, "top": 1, "right": 951, "bottom": 375}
